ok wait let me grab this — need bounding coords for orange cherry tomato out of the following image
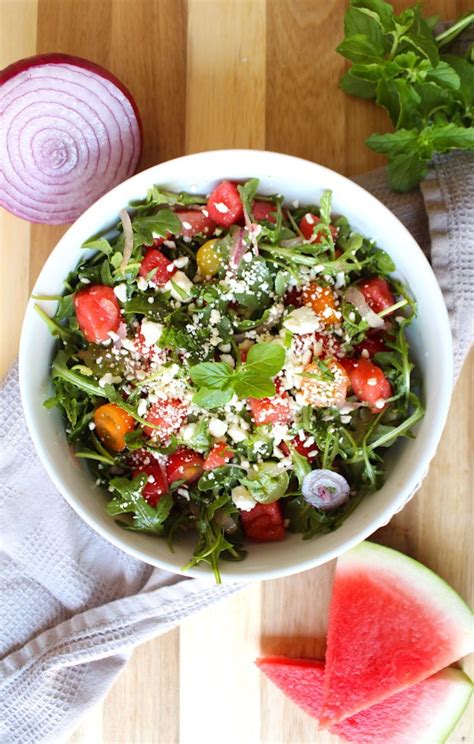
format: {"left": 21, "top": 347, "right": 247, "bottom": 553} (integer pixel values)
{"left": 94, "top": 403, "right": 135, "bottom": 452}
{"left": 302, "top": 283, "right": 340, "bottom": 326}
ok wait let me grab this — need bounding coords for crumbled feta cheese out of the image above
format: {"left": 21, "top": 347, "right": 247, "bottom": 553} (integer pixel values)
{"left": 218, "top": 343, "right": 231, "bottom": 353}
{"left": 98, "top": 373, "right": 122, "bottom": 388}
{"left": 220, "top": 354, "right": 235, "bottom": 368}
{"left": 228, "top": 425, "right": 247, "bottom": 443}
{"left": 173, "top": 256, "right": 189, "bottom": 269}
{"left": 305, "top": 213, "right": 315, "bottom": 225}
{"left": 88, "top": 422, "right": 96, "bottom": 430}
{"left": 214, "top": 202, "right": 230, "bottom": 214}
{"left": 210, "top": 309, "right": 221, "bottom": 325}
{"left": 361, "top": 349, "right": 370, "bottom": 359}
{"left": 367, "top": 377, "right": 377, "bottom": 386}
{"left": 209, "top": 418, "right": 228, "bottom": 438}
{"left": 140, "top": 319, "right": 163, "bottom": 347}
{"left": 137, "top": 276, "right": 148, "bottom": 291}
{"left": 375, "top": 399, "right": 386, "bottom": 409}
{"left": 284, "top": 306, "right": 321, "bottom": 334}
{"left": 113, "top": 283, "right": 127, "bottom": 303}
{"left": 165, "top": 270, "right": 194, "bottom": 302}
{"left": 181, "top": 221, "right": 192, "bottom": 231}
{"left": 137, "top": 399, "right": 148, "bottom": 418}
{"left": 242, "top": 252, "right": 253, "bottom": 263}
{"left": 181, "top": 422, "right": 198, "bottom": 441}
{"left": 231, "top": 485, "right": 256, "bottom": 512}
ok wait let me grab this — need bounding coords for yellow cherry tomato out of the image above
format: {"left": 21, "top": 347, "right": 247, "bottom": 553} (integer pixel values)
{"left": 196, "top": 239, "right": 221, "bottom": 278}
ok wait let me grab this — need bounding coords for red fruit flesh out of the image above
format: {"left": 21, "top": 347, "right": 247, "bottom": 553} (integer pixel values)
{"left": 166, "top": 448, "right": 204, "bottom": 484}
{"left": 139, "top": 248, "right": 176, "bottom": 285}
{"left": 132, "top": 463, "right": 169, "bottom": 507}
{"left": 207, "top": 181, "right": 243, "bottom": 227}
{"left": 240, "top": 502, "right": 285, "bottom": 542}
{"left": 74, "top": 284, "right": 121, "bottom": 343}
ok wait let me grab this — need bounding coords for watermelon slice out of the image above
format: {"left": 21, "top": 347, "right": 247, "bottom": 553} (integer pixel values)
{"left": 321, "top": 541, "right": 474, "bottom": 726}
{"left": 257, "top": 656, "right": 473, "bottom": 744}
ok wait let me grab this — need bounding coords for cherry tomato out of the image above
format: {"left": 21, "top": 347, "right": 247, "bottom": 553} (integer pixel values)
{"left": 94, "top": 403, "right": 135, "bottom": 452}
{"left": 166, "top": 447, "right": 204, "bottom": 484}
{"left": 196, "top": 239, "right": 221, "bottom": 278}
{"left": 300, "top": 360, "right": 350, "bottom": 408}
{"left": 355, "top": 330, "right": 389, "bottom": 358}
{"left": 74, "top": 284, "right": 121, "bottom": 343}
{"left": 132, "top": 463, "right": 169, "bottom": 507}
{"left": 176, "top": 209, "right": 216, "bottom": 237}
{"left": 253, "top": 200, "right": 277, "bottom": 223}
{"left": 139, "top": 248, "right": 176, "bottom": 285}
{"left": 359, "top": 277, "right": 395, "bottom": 314}
{"left": 248, "top": 393, "right": 293, "bottom": 425}
{"left": 203, "top": 442, "right": 234, "bottom": 470}
{"left": 299, "top": 213, "right": 338, "bottom": 243}
{"left": 207, "top": 181, "right": 243, "bottom": 227}
{"left": 144, "top": 399, "right": 187, "bottom": 440}
{"left": 345, "top": 357, "right": 392, "bottom": 412}
{"left": 240, "top": 502, "right": 285, "bottom": 542}
{"left": 302, "top": 283, "right": 340, "bottom": 325}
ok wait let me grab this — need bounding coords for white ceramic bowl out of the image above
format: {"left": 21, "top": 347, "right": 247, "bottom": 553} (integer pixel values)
{"left": 19, "top": 149, "right": 453, "bottom": 581}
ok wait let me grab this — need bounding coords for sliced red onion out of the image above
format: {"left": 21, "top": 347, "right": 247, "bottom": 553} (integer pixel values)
{"left": 344, "top": 286, "right": 384, "bottom": 329}
{"left": 0, "top": 53, "right": 142, "bottom": 224}
{"left": 119, "top": 208, "right": 133, "bottom": 272}
{"left": 229, "top": 227, "right": 247, "bottom": 272}
{"left": 302, "top": 469, "right": 350, "bottom": 511}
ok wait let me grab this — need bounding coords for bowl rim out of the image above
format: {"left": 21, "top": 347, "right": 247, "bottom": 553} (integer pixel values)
{"left": 19, "top": 148, "right": 454, "bottom": 582}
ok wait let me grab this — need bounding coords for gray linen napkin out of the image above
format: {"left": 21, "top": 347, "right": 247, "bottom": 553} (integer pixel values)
{"left": 1, "top": 152, "right": 473, "bottom": 744}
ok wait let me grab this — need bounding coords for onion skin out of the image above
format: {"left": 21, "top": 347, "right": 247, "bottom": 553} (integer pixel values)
{"left": 1, "top": 53, "right": 142, "bottom": 225}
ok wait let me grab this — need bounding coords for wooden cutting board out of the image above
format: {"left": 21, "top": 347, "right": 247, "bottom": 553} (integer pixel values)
{"left": 1, "top": 1, "right": 472, "bottom": 742}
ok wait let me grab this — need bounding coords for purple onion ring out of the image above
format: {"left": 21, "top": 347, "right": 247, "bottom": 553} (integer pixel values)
{"left": 302, "top": 469, "right": 350, "bottom": 511}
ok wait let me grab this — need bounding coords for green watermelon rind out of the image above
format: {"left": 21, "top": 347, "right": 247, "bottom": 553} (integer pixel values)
{"left": 338, "top": 541, "right": 474, "bottom": 658}
{"left": 425, "top": 668, "right": 473, "bottom": 744}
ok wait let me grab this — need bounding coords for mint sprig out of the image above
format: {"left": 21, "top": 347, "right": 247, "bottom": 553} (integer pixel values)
{"left": 337, "top": 1, "right": 474, "bottom": 191}
{"left": 189, "top": 342, "right": 285, "bottom": 409}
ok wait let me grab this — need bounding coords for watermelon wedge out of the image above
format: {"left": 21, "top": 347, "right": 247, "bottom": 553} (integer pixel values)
{"left": 257, "top": 657, "right": 473, "bottom": 744}
{"left": 321, "top": 541, "right": 474, "bottom": 726}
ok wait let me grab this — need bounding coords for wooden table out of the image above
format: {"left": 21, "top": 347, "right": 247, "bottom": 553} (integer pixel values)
{"left": 1, "top": 1, "right": 472, "bottom": 742}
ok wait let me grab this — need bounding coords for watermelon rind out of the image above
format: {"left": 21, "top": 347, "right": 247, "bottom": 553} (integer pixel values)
{"left": 338, "top": 542, "right": 474, "bottom": 657}
{"left": 426, "top": 668, "right": 473, "bottom": 744}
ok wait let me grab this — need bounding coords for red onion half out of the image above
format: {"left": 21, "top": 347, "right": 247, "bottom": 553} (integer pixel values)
{"left": 0, "top": 53, "right": 142, "bottom": 224}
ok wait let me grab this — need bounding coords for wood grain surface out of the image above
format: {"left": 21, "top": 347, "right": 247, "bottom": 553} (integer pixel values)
{"left": 1, "top": 1, "right": 472, "bottom": 742}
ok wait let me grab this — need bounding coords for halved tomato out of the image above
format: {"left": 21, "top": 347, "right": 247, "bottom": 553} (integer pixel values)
{"left": 132, "top": 462, "right": 169, "bottom": 507}
{"left": 166, "top": 447, "right": 204, "bottom": 484}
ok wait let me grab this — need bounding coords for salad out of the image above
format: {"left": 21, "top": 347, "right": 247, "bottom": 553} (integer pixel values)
{"left": 38, "top": 178, "right": 424, "bottom": 581}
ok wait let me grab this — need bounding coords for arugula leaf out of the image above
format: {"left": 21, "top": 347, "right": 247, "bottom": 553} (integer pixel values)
{"left": 132, "top": 209, "right": 182, "bottom": 245}
{"left": 107, "top": 475, "right": 173, "bottom": 534}
{"left": 237, "top": 178, "right": 259, "bottom": 219}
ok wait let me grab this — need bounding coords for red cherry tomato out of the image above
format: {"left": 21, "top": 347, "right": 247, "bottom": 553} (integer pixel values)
{"left": 139, "top": 248, "right": 176, "bottom": 285}
{"left": 144, "top": 399, "right": 187, "bottom": 440}
{"left": 207, "top": 181, "right": 243, "bottom": 227}
{"left": 359, "top": 277, "right": 395, "bottom": 314}
{"left": 74, "top": 284, "right": 121, "bottom": 343}
{"left": 176, "top": 209, "right": 216, "bottom": 238}
{"left": 240, "top": 502, "right": 285, "bottom": 542}
{"left": 203, "top": 442, "right": 234, "bottom": 470}
{"left": 355, "top": 330, "right": 389, "bottom": 358}
{"left": 132, "top": 462, "right": 169, "bottom": 507}
{"left": 299, "top": 213, "right": 338, "bottom": 244}
{"left": 248, "top": 393, "right": 293, "bottom": 425}
{"left": 166, "top": 447, "right": 204, "bottom": 484}
{"left": 345, "top": 357, "right": 392, "bottom": 412}
{"left": 253, "top": 200, "right": 277, "bottom": 223}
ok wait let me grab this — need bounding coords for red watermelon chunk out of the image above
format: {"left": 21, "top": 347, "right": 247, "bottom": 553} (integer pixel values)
{"left": 321, "top": 542, "right": 474, "bottom": 726}
{"left": 257, "top": 657, "right": 473, "bottom": 744}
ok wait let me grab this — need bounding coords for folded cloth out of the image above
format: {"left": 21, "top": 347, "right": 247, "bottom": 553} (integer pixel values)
{"left": 1, "top": 152, "right": 473, "bottom": 744}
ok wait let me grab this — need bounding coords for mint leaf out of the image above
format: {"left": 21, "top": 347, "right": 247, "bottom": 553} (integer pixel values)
{"left": 340, "top": 70, "right": 377, "bottom": 99}
{"left": 233, "top": 375, "right": 276, "bottom": 399}
{"left": 429, "top": 124, "right": 474, "bottom": 152}
{"left": 442, "top": 55, "right": 474, "bottom": 107}
{"left": 192, "top": 388, "right": 233, "bottom": 410}
{"left": 366, "top": 129, "right": 419, "bottom": 155}
{"left": 352, "top": 0, "right": 394, "bottom": 31}
{"left": 426, "top": 61, "right": 460, "bottom": 91}
{"left": 189, "top": 361, "right": 233, "bottom": 390}
{"left": 244, "top": 342, "right": 286, "bottom": 378}
{"left": 344, "top": 7, "right": 386, "bottom": 53}
{"left": 387, "top": 151, "right": 429, "bottom": 192}
{"left": 337, "top": 35, "right": 384, "bottom": 63}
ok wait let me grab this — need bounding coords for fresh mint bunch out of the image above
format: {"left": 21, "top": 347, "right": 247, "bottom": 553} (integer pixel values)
{"left": 338, "top": 0, "right": 474, "bottom": 191}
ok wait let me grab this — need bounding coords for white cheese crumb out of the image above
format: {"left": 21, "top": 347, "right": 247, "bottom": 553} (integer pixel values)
{"left": 137, "top": 276, "right": 148, "bottom": 291}
{"left": 173, "top": 256, "right": 189, "bottom": 269}
{"left": 242, "top": 252, "right": 253, "bottom": 263}
{"left": 361, "top": 349, "right": 370, "bottom": 358}
{"left": 209, "top": 418, "right": 228, "bottom": 438}
{"left": 98, "top": 372, "right": 122, "bottom": 388}
{"left": 283, "top": 306, "right": 321, "bottom": 334}
{"left": 181, "top": 422, "right": 198, "bottom": 441}
{"left": 231, "top": 485, "right": 256, "bottom": 512}
{"left": 220, "top": 354, "right": 235, "bottom": 368}
{"left": 367, "top": 377, "right": 377, "bottom": 386}
{"left": 214, "top": 202, "right": 230, "bottom": 214}
{"left": 228, "top": 425, "right": 247, "bottom": 443}
{"left": 113, "top": 283, "right": 127, "bottom": 303}
{"left": 140, "top": 319, "right": 163, "bottom": 347}
{"left": 181, "top": 221, "right": 193, "bottom": 230}
{"left": 375, "top": 399, "right": 386, "bottom": 409}
{"left": 218, "top": 343, "right": 231, "bottom": 352}
{"left": 165, "top": 270, "right": 194, "bottom": 302}
{"left": 88, "top": 422, "right": 96, "bottom": 430}
{"left": 137, "top": 399, "right": 148, "bottom": 417}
